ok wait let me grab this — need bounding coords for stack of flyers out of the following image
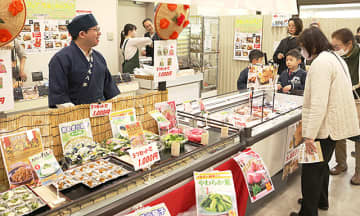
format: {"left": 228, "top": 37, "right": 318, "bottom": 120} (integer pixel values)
{"left": 233, "top": 150, "right": 274, "bottom": 203}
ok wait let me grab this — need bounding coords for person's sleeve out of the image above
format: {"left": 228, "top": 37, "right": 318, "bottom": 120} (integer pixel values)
{"left": 273, "top": 39, "right": 286, "bottom": 64}
{"left": 302, "top": 60, "right": 331, "bottom": 139}
{"left": 237, "top": 68, "right": 248, "bottom": 90}
{"left": 14, "top": 40, "right": 27, "bottom": 59}
{"left": 127, "top": 37, "right": 152, "bottom": 48}
{"left": 277, "top": 71, "right": 286, "bottom": 87}
{"left": 103, "top": 67, "right": 120, "bottom": 100}
{"left": 48, "top": 55, "right": 72, "bottom": 108}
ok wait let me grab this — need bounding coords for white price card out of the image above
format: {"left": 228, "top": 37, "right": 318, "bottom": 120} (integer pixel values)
{"left": 129, "top": 142, "right": 160, "bottom": 171}
{"left": 90, "top": 103, "right": 112, "bottom": 117}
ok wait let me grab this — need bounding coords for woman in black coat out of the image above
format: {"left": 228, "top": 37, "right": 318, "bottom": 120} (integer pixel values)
{"left": 273, "top": 17, "right": 305, "bottom": 74}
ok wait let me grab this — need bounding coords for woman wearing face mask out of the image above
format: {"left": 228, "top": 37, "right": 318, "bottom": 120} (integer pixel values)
{"left": 330, "top": 28, "right": 360, "bottom": 185}
{"left": 120, "top": 24, "right": 152, "bottom": 74}
{"left": 273, "top": 17, "right": 305, "bottom": 74}
{"left": 290, "top": 27, "right": 360, "bottom": 216}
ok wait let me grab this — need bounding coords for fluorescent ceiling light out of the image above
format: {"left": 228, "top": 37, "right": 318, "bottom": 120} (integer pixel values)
{"left": 300, "top": 3, "right": 360, "bottom": 9}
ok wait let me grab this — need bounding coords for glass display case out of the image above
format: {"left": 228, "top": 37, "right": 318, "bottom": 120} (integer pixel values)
{"left": 177, "top": 26, "right": 191, "bottom": 69}
{"left": 190, "top": 16, "right": 220, "bottom": 96}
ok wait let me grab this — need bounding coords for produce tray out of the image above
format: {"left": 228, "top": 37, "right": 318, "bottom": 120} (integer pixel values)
{"left": 59, "top": 156, "right": 134, "bottom": 200}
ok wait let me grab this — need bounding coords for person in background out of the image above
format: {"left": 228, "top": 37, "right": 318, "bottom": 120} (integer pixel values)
{"left": 273, "top": 17, "right": 305, "bottom": 74}
{"left": 121, "top": 24, "right": 152, "bottom": 74}
{"left": 142, "top": 18, "right": 160, "bottom": 65}
{"left": 330, "top": 28, "right": 360, "bottom": 185}
{"left": 237, "top": 49, "right": 264, "bottom": 91}
{"left": 48, "top": 14, "right": 120, "bottom": 108}
{"left": 355, "top": 27, "right": 360, "bottom": 44}
{"left": 277, "top": 49, "right": 307, "bottom": 94}
{"left": 310, "top": 21, "right": 320, "bottom": 28}
{"left": 4, "top": 38, "right": 27, "bottom": 86}
{"left": 290, "top": 27, "right": 360, "bottom": 216}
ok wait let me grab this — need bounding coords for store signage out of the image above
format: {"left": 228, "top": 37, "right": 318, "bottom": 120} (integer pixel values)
{"left": 90, "top": 103, "right": 112, "bottom": 117}
{"left": 153, "top": 40, "right": 178, "bottom": 82}
{"left": 129, "top": 142, "right": 160, "bottom": 171}
{"left": 0, "top": 49, "right": 14, "bottom": 112}
{"left": 29, "top": 149, "right": 63, "bottom": 186}
{"left": 25, "top": 0, "right": 76, "bottom": 20}
{"left": 109, "top": 108, "right": 137, "bottom": 138}
{"left": 233, "top": 149, "right": 274, "bottom": 203}
{"left": 194, "top": 171, "right": 238, "bottom": 216}
{"left": 0, "top": 129, "right": 44, "bottom": 188}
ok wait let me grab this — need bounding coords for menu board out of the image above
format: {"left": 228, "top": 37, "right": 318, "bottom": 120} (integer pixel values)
{"left": 0, "top": 49, "right": 14, "bottom": 112}
{"left": 18, "top": 19, "right": 71, "bottom": 54}
{"left": 233, "top": 15, "right": 263, "bottom": 61}
{"left": 109, "top": 108, "right": 137, "bottom": 138}
{"left": 29, "top": 149, "right": 63, "bottom": 186}
{"left": 153, "top": 40, "right": 178, "bottom": 82}
{"left": 155, "top": 101, "right": 178, "bottom": 130}
{"left": 233, "top": 149, "right": 274, "bottom": 203}
{"left": 0, "top": 129, "right": 43, "bottom": 188}
{"left": 194, "top": 171, "right": 238, "bottom": 216}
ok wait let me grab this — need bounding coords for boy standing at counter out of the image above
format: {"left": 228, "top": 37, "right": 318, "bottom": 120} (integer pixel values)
{"left": 277, "top": 49, "right": 307, "bottom": 94}
{"left": 237, "top": 49, "right": 264, "bottom": 91}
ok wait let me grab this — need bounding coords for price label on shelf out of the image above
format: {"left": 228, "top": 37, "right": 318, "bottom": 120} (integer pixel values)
{"left": 90, "top": 103, "right": 112, "bottom": 117}
{"left": 129, "top": 142, "right": 160, "bottom": 171}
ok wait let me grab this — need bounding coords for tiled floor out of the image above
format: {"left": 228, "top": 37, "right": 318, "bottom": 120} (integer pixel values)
{"left": 250, "top": 142, "right": 360, "bottom": 216}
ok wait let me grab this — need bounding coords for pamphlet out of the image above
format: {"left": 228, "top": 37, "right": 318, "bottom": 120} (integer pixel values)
{"left": 298, "top": 141, "right": 324, "bottom": 164}
{"left": 109, "top": 108, "right": 137, "bottom": 138}
{"left": 29, "top": 149, "right": 63, "bottom": 186}
{"left": 155, "top": 101, "right": 178, "bottom": 130}
{"left": 0, "top": 129, "right": 44, "bottom": 188}
{"left": 149, "top": 110, "right": 170, "bottom": 136}
{"left": 194, "top": 171, "right": 238, "bottom": 216}
{"left": 125, "top": 122, "right": 146, "bottom": 148}
{"left": 233, "top": 149, "right": 274, "bottom": 203}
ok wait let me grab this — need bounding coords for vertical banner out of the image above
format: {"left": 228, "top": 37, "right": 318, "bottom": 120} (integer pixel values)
{"left": 154, "top": 40, "right": 178, "bottom": 82}
{"left": 233, "top": 15, "right": 263, "bottom": 61}
{"left": 0, "top": 49, "right": 14, "bottom": 112}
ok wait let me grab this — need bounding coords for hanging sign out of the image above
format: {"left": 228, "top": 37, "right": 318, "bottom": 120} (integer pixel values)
{"left": 153, "top": 40, "right": 178, "bottom": 82}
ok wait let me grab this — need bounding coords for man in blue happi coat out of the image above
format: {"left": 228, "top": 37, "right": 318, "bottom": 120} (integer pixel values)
{"left": 48, "top": 14, "right": 120, "bottom": 108}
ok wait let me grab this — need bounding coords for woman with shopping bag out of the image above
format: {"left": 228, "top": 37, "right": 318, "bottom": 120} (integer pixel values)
{"left": 330, "top": 28, "right": 360, "bottom": 185}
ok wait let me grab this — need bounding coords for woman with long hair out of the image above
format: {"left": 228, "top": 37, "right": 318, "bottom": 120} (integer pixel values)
{"left": 273, "top": 17, "right": 305, "bottom": 74}
{"left": 290, "top": 27, "right": 360, "bottom": 216}
{"left": 120, "top": 24, "right": 152, "bottom": 74}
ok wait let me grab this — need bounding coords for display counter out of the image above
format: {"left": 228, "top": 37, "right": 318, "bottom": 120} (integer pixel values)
{"left": 27, "top": 91, "right": 302, "bottom": 216}
{"left": 1, "top": 81, "right": 140, "bottom": 117}
{"left": 136, "top": 72, "right": 203, "bottom": 104}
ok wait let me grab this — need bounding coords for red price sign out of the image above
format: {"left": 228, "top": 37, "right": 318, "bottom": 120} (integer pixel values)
{"left": 129, "top": 142, "right": 160, "bottom": 170}
{"left": 90, "top": 103, "right": 112, "bottom": 117}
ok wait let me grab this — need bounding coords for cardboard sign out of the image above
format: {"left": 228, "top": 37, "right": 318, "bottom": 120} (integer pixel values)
{"left": 0, "top": 129, "right": 44, "bottom": 188}
{"left": 29, "top": 149, "right": 63, "bottom": 186}
{"left": 128, "top": 142, "right": 160, "bottom": 171}
{"left": 0, "top": 49, "right": 14, "bottom": 112}
{"left": 194, "top": 171, "right": 238, "bottom": 216}
{"left": 109, "top": 108, "right": 137, "bottom": 138}
{"left": 90, "top": 103, "right": 112, "bottom": 117}
{"left": 153, "top": 40, "right": 178, "bottom": 82}
{"left": 125, "top": 122, "right": 146, "bottom": 148}
{"left": 233, "top": 149, "right": 274, "bottom": 203}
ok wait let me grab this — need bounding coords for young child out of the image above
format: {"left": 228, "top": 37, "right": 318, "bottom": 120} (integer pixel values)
{"left": 237, "top": 49, "right": 264, "bottom": 91}
{"left": 277, "top": 49, "right": 307, "bottom": 94}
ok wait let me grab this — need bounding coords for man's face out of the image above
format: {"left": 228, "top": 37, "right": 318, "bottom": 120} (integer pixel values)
{"left": 83, "top": 26, "right": 101, "bottom": 47}
{"left": 143, "top": 20, "right": 154, "bottom": 34}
